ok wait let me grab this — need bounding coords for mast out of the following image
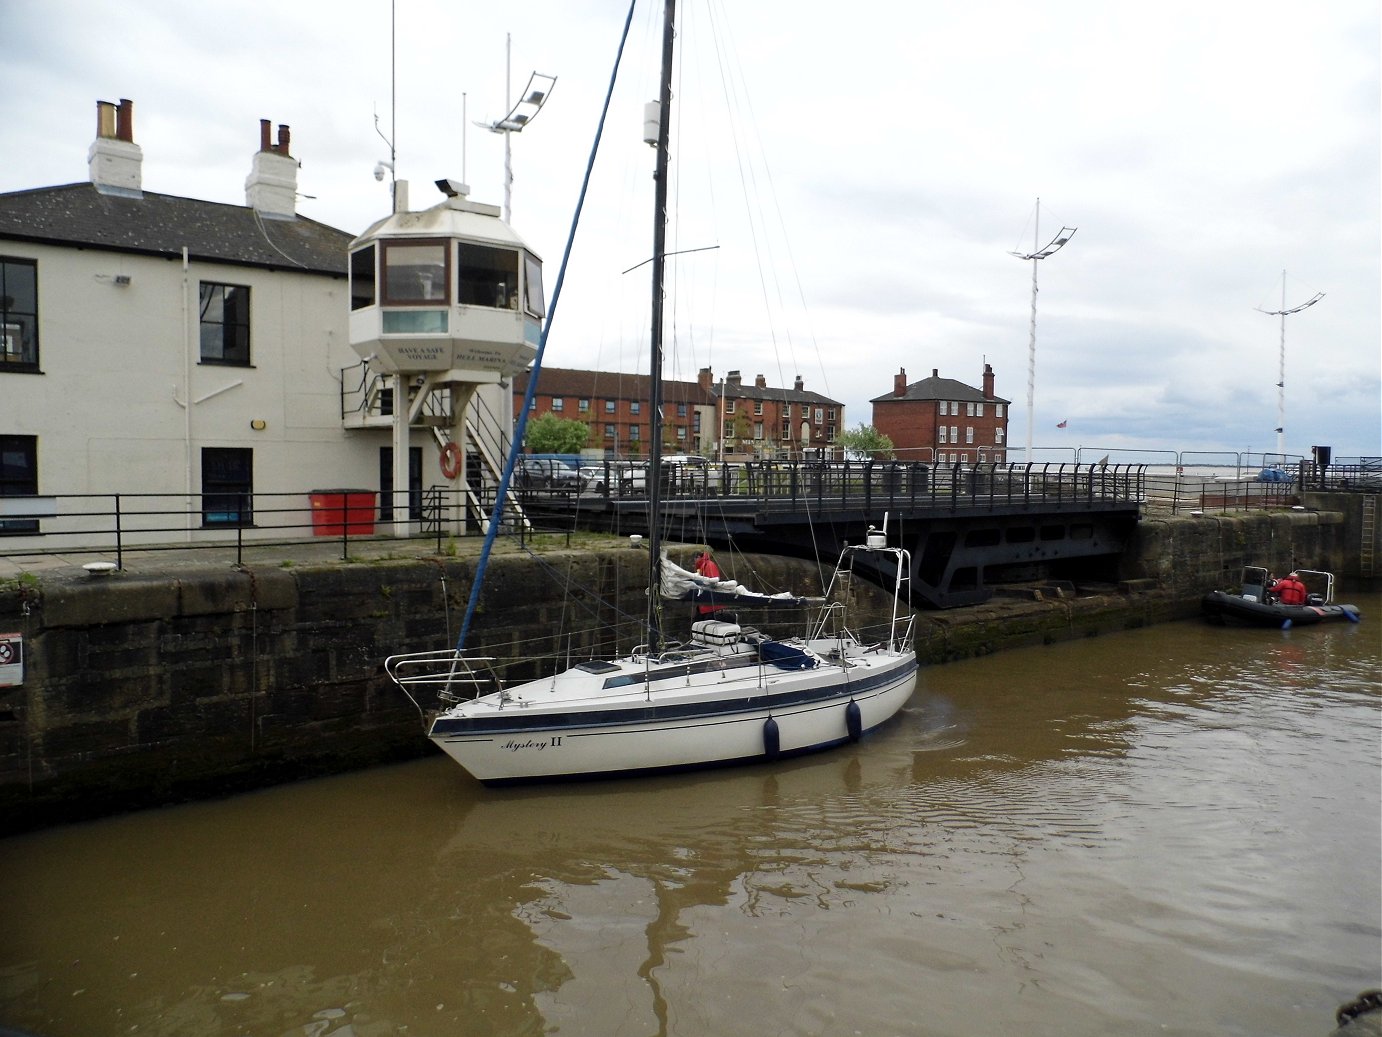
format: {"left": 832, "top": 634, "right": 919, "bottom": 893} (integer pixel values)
{"left": 645, "top": 0, "right": 675, "bottom": 648}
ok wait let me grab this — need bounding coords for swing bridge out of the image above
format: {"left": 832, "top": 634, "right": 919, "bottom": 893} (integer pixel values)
{"left": 511, "top": 458, "right": 1146, "bottom": 609}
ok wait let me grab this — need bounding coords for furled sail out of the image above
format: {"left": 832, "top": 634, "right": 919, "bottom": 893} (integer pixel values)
{"left": 659, "top": 553, "right": 818, "bottom": 608}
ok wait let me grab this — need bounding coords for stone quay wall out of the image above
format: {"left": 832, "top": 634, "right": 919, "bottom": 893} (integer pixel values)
{"left": 0, "top": 509, "right": 1351, "bottom": 833}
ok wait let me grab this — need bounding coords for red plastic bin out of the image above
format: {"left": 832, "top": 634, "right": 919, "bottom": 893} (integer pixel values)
{"left": 309, "top": 490, "right": 376, "bottom": 536}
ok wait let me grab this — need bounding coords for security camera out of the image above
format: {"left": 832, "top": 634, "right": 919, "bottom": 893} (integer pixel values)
{"left": 373, "top": 162, "right": 386, "bottom": 182}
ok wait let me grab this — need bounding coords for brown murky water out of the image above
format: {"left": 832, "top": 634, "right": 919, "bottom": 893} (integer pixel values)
{"left": 1, "top": 600, "right": 1378, "bottom": 1037}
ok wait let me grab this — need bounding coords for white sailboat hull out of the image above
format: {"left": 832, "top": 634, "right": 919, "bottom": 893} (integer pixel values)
{"left": 426, "top": 642, "right": 917, "bottom": 785}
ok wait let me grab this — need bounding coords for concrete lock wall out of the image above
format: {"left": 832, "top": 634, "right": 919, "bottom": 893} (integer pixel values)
{"left": 0, "top": 510, "right": 1354, "bottom": 833}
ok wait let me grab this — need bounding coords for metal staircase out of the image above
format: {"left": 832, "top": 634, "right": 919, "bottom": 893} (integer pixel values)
{"left": 340, "top": 361, "right": 530, "bottom": 531}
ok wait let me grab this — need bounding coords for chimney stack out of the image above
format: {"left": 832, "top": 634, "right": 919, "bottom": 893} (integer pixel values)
{"left": 893, "top": 368, "right": 907, "bottom": 397}
{"left": 794, "top": 375, "right": 804, "bottom": 391}
{"left": 982, "top": 363, "right": 995, "bottom": 398}
{"left": 754, "top": 373, "right": 767, "bottom": 389}
{"left": 727, "top": 370, "right": 742, "bottom": 386}
{"left": 245, "top": 118, "right": 299, "bottom": 219}
{"left": 89, "top": 98, "right": 143, "bottom": 196}
{"left": 932, "top": 368, "right": 939, "bottom": 378}
{"left": 698, "top": 367, "right": 714, "bottom": 391}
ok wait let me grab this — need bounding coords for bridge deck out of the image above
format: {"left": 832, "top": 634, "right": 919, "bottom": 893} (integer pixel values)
{"left": 518, "top": 461, "right": 1146, "bottom": 608}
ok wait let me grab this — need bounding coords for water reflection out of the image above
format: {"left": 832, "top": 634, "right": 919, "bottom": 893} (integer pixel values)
{"left": 1, "top": 604, "right": 1378, "bottom": 1037}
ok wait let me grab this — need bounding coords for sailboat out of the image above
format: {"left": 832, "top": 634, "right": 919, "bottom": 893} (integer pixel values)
{"left": 383, "top": 0, "right": 918, "bottom": 785}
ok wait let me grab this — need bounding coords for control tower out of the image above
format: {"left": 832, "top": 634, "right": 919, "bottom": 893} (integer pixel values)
{"left": 348, "top": 179, "right": 544, "bottom": 534}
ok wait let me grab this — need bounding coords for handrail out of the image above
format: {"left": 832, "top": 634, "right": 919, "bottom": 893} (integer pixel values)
{"left": 32, "top": 459, "right": 1369, "bottom": 568}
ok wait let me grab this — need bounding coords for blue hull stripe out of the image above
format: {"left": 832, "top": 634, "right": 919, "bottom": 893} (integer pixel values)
{"left": 430, "top": 659, "right": 916, "bottom": 738}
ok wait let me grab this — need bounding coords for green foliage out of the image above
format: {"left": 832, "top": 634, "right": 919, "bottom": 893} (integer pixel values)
{"left": 525, "top": 412, "right": 591, "bottom": 454}
{"left": 838, "top": 422, "right": 896, "bottom": 459}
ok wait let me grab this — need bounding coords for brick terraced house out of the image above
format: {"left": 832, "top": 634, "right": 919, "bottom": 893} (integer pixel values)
{"left": 871, "top": 364, "right": 1010, "bottom": 464}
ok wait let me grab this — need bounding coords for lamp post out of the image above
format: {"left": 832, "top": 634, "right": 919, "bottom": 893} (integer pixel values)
{"left": 1009, "top": 197, "right": 1076, "bottom": 463}
{"left": 1257, "top": 270, "right": 1324, "bottom": 458}
{"left": 478, "top": 34, "right": 556, "bottom": 223}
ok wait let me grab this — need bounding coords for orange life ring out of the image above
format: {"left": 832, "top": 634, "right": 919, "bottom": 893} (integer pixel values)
{"left": 440, "top": 442, "right": 462, "bottom": 480}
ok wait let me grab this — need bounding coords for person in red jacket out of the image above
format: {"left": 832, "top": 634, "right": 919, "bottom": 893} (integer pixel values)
{"left": 693, "top": 550, "right": 724, "bottom": 617}
{"left": 1269, "top": 572, "right": 1308, "bottom": 606}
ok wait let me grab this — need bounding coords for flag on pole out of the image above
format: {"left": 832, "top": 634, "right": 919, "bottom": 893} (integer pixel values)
{"left": 1056, "top": 420, "right": 1068, "bottom": 429}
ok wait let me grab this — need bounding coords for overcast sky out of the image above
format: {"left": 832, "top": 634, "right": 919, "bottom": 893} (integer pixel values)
{"left": 4, "top": 0, "right": 1378, "bottom": 461}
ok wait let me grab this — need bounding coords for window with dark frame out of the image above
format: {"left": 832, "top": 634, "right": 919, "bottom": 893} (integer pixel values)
{"left": 457, "top": 243, "right": 518, "bottom": 309}
{"left": 350, "top": 245, "right": 377, "bottom": 310}
{"left": 199, "top": 282, "right": 251, "bottom": 365}
{"left": 0, "top": 257, "right": 39, "bottom": 369}
{"left": 201, "top": 447, "right": 253, "bottom": 527}
{"left": 0, "top": 435, "right": 38, "bottom": 534}
{"left": 383, "top": 240, "right": 449, "bottom": 304}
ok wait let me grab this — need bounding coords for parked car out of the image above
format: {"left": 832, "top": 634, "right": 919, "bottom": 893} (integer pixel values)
{"left": 578, "top": 465, "right": 613, "bottom": 493}
{"left": 517, "top": 457, "right": 584, "bottom": 490}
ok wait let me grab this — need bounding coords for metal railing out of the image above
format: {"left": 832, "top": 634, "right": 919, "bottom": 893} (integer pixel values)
{"left": 0, "top": 487, "right": 579, "bottom": 570}
{"left": 10, "top": 456, "right": 1375, "bottom": 569}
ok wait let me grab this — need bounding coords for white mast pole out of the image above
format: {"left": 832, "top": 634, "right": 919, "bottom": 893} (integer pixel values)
{"left": 502, "top": 33, "right": 513, "bottom": 223}
{"left": 1025, "top": 197, "right": 1039, "bottom": 463}
{"left": 1277, "top": 270, "right": 1287, "bottom": 457}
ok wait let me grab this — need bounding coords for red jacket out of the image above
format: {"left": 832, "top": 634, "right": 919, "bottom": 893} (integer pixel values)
{"left": 1271, "top": 576, "right": 1308, "bottom": 606}
{"left": 695, "top": 555, "right": 723, "bottom": 615}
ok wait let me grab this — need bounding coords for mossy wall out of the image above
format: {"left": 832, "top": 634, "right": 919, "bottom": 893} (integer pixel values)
{"left": 0, "top": 511, "right": 1345, "bottom": 832}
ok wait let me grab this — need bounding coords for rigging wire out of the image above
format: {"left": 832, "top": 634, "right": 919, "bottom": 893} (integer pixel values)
{"left": 455, "top": 0, "right": 640, "bottom": 653}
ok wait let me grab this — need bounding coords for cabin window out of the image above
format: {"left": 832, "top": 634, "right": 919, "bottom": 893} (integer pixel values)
{"left": 458, "top": 243, "right": 519, "bottom": 309}
{"left": 0, "top": 435, "right": 39, "bottom": 534}
{"left": 201, "top": 447, "right": 253, "bottom": 527}
{"left": 199, "top": 282, "right": 251, "bottom": 365}
{"left": 350, "top": 246, "right": 376, "bottom": 310}
{"left": 383, "top": 240, "right": 449, "bottom": 304}
{"left": 0, "top": 258, "right": 38, "bottom": 369}
{"left": 523, "top": 252, "right": 546, "bottom": 318}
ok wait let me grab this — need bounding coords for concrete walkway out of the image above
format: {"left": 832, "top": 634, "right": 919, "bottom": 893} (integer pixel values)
{"left": 0, "top": 529, "right": 613, "bottom": 583}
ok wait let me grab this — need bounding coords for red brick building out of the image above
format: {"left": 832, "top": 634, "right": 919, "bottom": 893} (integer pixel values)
{"left": 513, "top": 367, "right": 715, "bottom": 457}
{"left": 512, "top": 365, "right": 846, "bottom": 460}
{"left": 699, "top": 368, "right": 844, "bottom": 460}
{"left": 870, "top": 364, "right": 1010, "bottom": 463}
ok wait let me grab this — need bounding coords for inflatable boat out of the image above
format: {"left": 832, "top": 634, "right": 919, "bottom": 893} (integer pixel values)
{"left": 1202, "top": 566, "right": 1361, "bottom": 629}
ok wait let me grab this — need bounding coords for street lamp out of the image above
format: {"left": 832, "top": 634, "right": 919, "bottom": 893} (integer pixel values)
{"left": 476, "top": 34, "right": 556, "bottom": 223}
{"left": 1009, "top": 197, "right": 1076, "bottom": 463}
{"left": 1256, "top": 270, "right": 1324, "bottom": 458}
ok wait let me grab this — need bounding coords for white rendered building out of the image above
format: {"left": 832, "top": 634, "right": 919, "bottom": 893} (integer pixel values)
{"left": 0, "top": 99, "right": 502, "bottom": 548}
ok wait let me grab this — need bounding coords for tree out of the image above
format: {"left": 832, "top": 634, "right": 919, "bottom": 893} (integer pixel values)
{"left": 525, "top": 411, "right": 590, "bottom": 454}
{"left": 838, "top": 423, "right": 895, "bottom": 460}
